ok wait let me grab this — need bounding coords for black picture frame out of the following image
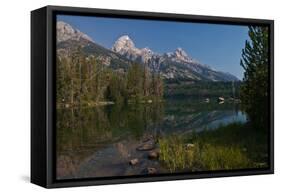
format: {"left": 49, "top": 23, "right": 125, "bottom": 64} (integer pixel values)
{"left": 31, "top": 5, "right": 274, "bottom": 188}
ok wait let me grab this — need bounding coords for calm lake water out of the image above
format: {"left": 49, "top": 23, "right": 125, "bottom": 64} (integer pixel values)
{"left": 56, "top": 98, "right": 250, "bottom": 179}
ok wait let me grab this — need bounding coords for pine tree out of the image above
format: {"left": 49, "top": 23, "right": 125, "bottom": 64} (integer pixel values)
{"left": 127, "top": 63, "right": 143, "bottom": 99}
{"left": 240, "top": 26, "right": 269, "bottom": 129}
{"left": 143, "top": 65, "right": 150, "bottom": 97}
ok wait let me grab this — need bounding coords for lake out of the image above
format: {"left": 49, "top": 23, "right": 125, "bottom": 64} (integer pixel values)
{"left": 56, "top": 98, "right": 264, "bottom": 179}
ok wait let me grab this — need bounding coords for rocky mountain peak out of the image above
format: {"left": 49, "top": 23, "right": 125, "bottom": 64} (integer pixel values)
{"left": 141, "top": 47, "right": 153, "bottom": 55}
{"left": 112, "top": 35, "right": 154, "bottom": 63}
{"left": 57, "top": 21, "right": 93, "bottom": 43}
{"left": 112, "top": 35, "right": 136, "bottom": 53}
{"left": 172, "top": 47, "right": 190, "bottom": 62}
{"left": 175, "top": 47, "right": 188, "bottom": 57}
{"left": 120, "top": 35, "right": 131, "bottom": 41}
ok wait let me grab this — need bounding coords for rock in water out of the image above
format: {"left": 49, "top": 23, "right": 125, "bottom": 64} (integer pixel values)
{"left": 129, "top": 158, "right": 139, "bottom": 166}
{"left": 148, "top": 149, "right": 160, "bottom": 159}
{"left": 136, "top": 142, "right": 155, "bottom": 151}
{"left": 142, "top": 135, "right": 153, "bottom": 143}
{"left": 147, "top": 167, "right": 157, "bottom": 174}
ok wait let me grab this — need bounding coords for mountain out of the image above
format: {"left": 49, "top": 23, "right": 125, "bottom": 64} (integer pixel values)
{"left": 112, "top": 35, "right": 154, "bottom": 64}
{"left": 57, "top": 22, "right": 134, "bottom": 70}
{"left": 57, "top": 21, "right": 239, "bottom": 82}
{"left": 57, "top": 21, "right": 93, "bottom": 43}
{"left": 112, "top": 35, "right": 239, "bottom": 82}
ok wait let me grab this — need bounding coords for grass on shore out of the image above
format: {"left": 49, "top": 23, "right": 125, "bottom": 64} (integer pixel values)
{"left": 159, "top": 135, "right": 197, "bottom": 171}
{"left": 158, "top": 123, "right": 267, "bottom": 172}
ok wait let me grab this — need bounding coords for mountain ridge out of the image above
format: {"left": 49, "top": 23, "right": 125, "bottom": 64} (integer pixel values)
{"left": 57, "top": 21, "right": 239, "bottom": 82}
{"left": 112, "top": 35, "right": 238, "bottom": 81}
{"left": 57, "top": 21, "right": 93, "bottom": 43}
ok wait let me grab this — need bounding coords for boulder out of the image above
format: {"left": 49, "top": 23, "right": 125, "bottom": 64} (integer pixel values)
{"left": 148, "top": 149, "right": 160, "bottom": 159}
{"left": 218, "top": 97, "right": 225, "bottom": 102}
{"left": 136, "top": 142, "right": 155, "bottom": 151}
{"left": 147, "top": 167, "right": 157, "bottom": 174}
{"left": 142, "top": 135, "right": 153, "bottom": 143}
{"left": 129, "top": 158, "right": 139, "bottom": 165}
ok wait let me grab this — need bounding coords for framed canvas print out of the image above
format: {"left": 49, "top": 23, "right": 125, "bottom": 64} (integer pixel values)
{"left": 31, "top": 5, "right": 274, "bottom": 188}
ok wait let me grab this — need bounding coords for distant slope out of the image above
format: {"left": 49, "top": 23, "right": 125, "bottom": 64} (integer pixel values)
{"left": 57, "top": 39, "right": 133, "bottom": 70}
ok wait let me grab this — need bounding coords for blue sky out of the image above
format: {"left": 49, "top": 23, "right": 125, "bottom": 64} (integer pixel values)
{"left": 57, "top": 15, "right": 249, "bottom": 79}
